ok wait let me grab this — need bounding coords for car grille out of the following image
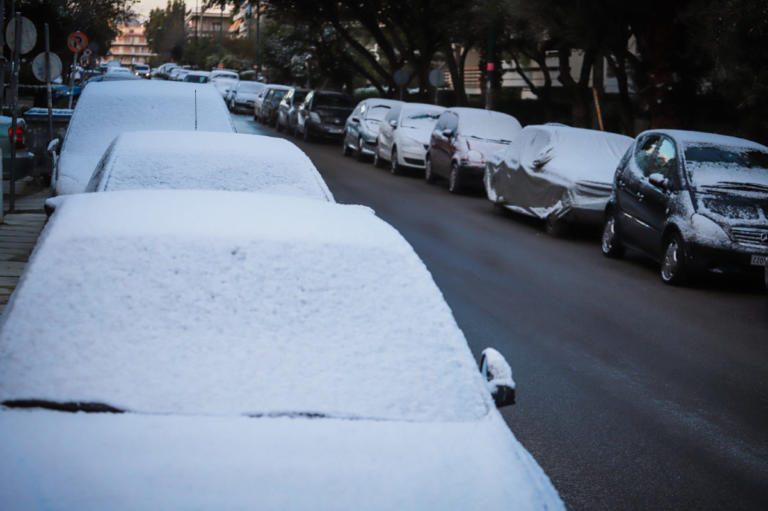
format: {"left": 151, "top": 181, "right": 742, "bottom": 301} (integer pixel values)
{"left": 404, "top": 157, "right": 425, "bottom": 166}
{"left": 731, "top": 227, "right": 768, "bottom": 248}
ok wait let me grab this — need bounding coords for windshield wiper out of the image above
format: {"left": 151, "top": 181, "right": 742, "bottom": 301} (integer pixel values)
{"left": 703, "top": 182, "right": 768, "bottom": 193}
{"left": 3, "top": 399, "right": 124, "bottom": 413}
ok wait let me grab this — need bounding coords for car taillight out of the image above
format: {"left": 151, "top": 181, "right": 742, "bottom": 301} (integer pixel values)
{"left": 8, "top": 126, "right": 24, "bottom": 149}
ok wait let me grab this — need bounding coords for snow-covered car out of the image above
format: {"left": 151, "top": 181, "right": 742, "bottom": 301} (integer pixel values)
{"left": 51, "top": 80, "right": 234, "bottom": 195}
{"left": 0, "top": 190, "right": 564, "bottom": 510}
{"left": 342, "top": 98, "right": 401, "bottom": 160}
{"left": 103, "top": 67, "right": 140, "bottom": 81}
{"left": 210, "top": 69, "right": 239, "bottom": 98}
{"left": 276, "top": 87, "right": 310, "bottom": 134}
{"left": 601, "top": 129, "right": 768, "bottom": 284}
{"left": 84, "top": 131, "right": 333, "bottom": 202}
{"left": 183, "top": 71, "right": 210, "bottom": 84}
{"left": 484, "top": 125, "right": 633, "bottom": 234}
{"left": 375, "top": 102, "right": 445, "bottom": 175}
{"left": 229, "top": 82, "right": 266, "bottom": 113}
{"left": 427, "top": 107, "right": 522, "bottom": 193}
{"left": 257, "top": 85, "right": 292, "bottom": 125}
{"left": 133, "top": 63, "right": 150, "bottom": 79}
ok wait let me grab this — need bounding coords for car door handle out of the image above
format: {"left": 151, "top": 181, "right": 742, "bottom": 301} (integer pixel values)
{"left": 637, "top": 192, "right": 644, "bottom": 202}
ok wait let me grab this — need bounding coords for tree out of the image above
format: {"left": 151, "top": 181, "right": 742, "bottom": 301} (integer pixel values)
{"left": 145, "top": 0, "right": 186, "bottom": 63}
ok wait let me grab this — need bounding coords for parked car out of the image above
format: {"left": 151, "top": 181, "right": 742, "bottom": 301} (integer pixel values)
{"left": 51, "top": 80, "right": 234, "bottom": 195}
{"left": 342, "top": 98, "right": 401, "bottom": 161}
{"left": 296, "top": 90, "right": 355, "bottom": 141}
{"left": 210, "top": 70, "right": 239, "bottom": 98}
{"left": 374, "top": 102, "right": 445, "bottom": 175}
{"left": 183, "top": 71, "right": 211, "bottom": 84}
{"left": 427, "top": 107, "right": 522, "bottom": 193}
{"left": 104, "top": 67, "right": 140, "bottom": 81}
{"left": 601, "top": 129, "right": 768, "bottom": 284}
{"left": 0, "top": 189, "right": 563, "bottom": 509}
{"left": 276, "top": 87, "right": 309, "bottom": 134}
{"left": 133, "top": 63, "right": 150, "bottom": 79}
{"left": 0, "top": 116, "right": 35, "bottom": 182}
{"left": 257, "top": 85, "right": 291, "bottom": 125}
{"left": 228, "top": 81, "right": 265, "bottom": 113}
{"left": 84, "top": 131, "right": 333, "bottom": 202}
{"left": 154, "top": 62, "right": 178, "bottom": 80}
{"left": 484, "top": 125, "right": 633, "bottom": 234}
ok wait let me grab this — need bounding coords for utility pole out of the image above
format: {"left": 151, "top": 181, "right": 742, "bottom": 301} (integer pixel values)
{"left": 8, "top": 13, "right": 21, "bottom": 213}
{"left": 485, "top": 30, "right": 495, "bottom": 110}
{"left": 218, "top": 8, "right": 223, "bottom": 63}
{"left": 255, "top": 0, "right": 261, "bottom": 75}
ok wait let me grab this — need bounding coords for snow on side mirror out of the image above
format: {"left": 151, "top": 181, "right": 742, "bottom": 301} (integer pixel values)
{"left": 47, "top": 138, "right": 60, "bottom": 155}
{"left": 648, "top": 172, "right": 669, "bottom": 190}
{"left": 480, "top": 348, "right": 516, "bottom": 408}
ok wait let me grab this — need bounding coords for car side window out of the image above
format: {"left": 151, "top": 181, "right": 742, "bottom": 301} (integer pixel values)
{"left": 634, "top": 135, "right": 660, "bottom": 175}
{"left": 85, "top": 139, "right": 118, "bottom": 192}
{"left": 654, "top": 137, "right": 678, "bottom": 181}
{"left": 445, "top": 113, "right": 458, "bottom": 133}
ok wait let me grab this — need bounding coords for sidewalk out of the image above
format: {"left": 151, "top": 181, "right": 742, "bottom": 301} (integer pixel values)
{"left": 0, "top": 185, "right": 49, "bottom": 312}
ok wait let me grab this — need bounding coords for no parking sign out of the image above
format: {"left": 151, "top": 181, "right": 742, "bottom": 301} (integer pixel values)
{"left": 67, "top": 31, "right": 88, "bottom": 53}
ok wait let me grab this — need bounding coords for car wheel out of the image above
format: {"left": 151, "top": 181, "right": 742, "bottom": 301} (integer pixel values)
{"left": 425, "top": 155, "right": 436, "bottom": 183}
{"left": 484, "top": 167, "right": 499, "bottom": 203}
{"left": 545, "top": 214, "right": 569, "bottom": 237}
{"left": 373, "top": 149, "right": 384, "bottom": 168}
{"left": 356, "top": 137, "right": 367, "bottom": 161}
{"left": 390, "top": 147, "right": 402, "bottom": 175}
{"left": 342, "top": 133, "right": 352, "bottom": 156}
{"left": 660, "top": 232, "right": 689, "bottom": 285}
{"left": 303, "top": 124, "right": 312, "bottom": 142}
{"left": 448, "top": 162, "right": 463, "bottom": 193}
{"left": 601, "top": 213, "right": 625, "bottom": 258}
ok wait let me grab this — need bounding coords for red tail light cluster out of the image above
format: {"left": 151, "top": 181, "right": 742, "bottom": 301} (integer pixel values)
{"left": 7, "top": 125, "right": 24, "bottom": 149}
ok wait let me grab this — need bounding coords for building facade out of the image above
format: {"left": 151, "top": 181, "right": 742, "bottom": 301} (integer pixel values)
{"left": 185, "top": 8, "right": 232, "bottom": 40}
{"left": 106, "top": 24, "right": 155, "bottom": 66}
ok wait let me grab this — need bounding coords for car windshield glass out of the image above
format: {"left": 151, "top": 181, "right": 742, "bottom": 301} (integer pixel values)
{"left": 461, "top": 112, "right": 519, "bottom": 142}
{"left": 271, "top": 90, "right": 287, "bottom": 100}
{"left": 401, "top": 110, "right": 442, "bottom": 128}
{"left": 315, "top": 94, "right": 353, "bottom": 108}
{"left": 684, "top": 144, "right": 768, "bottom": 189}
{"left": 364, "top": 105, "right": 390, "bottom": 121}
{"left": 184, "top": 75, "right": 208, "bottom": 83}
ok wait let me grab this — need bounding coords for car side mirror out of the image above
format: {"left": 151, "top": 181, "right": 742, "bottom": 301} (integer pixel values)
{"left": 47, "top": 137, "right": 60, "bottom": 155}
{"left": 441, "top": 128, "right": 454, "bottom": 138}
{"left": 648, "top": 172, "right": 669, "bottom": 190}
{"left": 351, "top": 117, "right": 360, "bottom": 123}
{"left": 480, "top": 348, "right": 516, "bottom": 408}
{"left": 389, "top": 119, "right": 397, "bottom": 129}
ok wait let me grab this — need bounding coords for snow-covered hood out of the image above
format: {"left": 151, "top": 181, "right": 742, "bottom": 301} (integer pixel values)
{"left": 398, "top": 124, "right": 433, "bottom": 146}
{"left": 464, "top": 137, "right": 509, "bottom": 160}
{"left": 0, "top": 409, "right": 564, "bottom": 510}
{"left": 235, "top": 91, "right": 259, "bottom": 102}
{"left": 695, "top": 188, "right": 768, "bottom": 226}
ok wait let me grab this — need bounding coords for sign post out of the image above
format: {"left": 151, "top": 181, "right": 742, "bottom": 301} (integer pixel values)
{"left": 393, "top": 69, "right": 409, "bottom": 101}
{"left": 429, "top": 68, "right": 445, "bottom": 105}
{"left": 66, "top": 31, "right": 88, "bottom": 109}
{"left": 8, "top": 14, "right": 21, "bottom": 212}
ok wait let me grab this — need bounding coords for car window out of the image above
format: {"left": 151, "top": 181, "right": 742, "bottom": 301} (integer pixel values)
{"left": 385, "top": 104, "right": 401, "bottom": 122}
{"left": 654, "top": 137, "right": 678, "bottom": 180}
{"left": 634, "top": 135, "right": 660, "bottom": 174}
{"left": 445, "top": 113, "right": 459, "bottom": 132}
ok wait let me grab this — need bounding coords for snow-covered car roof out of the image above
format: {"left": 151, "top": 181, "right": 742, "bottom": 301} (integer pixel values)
{"left": 0, "top": 190, "right": 488, "bottom": 420}
{"left": 87, "top": 131, "right": 333, "bottom": 201}
{"left": 449, "top": 107, "right": 522, "bottom": 140}
{"left": 639, "top": 129, "right": 767, "bottom": 151}
{"left": 516, "top": 124, "right": 634, "bottom": 182}
{"left": 55, "top": 81, "right": 234, "bottom": 195}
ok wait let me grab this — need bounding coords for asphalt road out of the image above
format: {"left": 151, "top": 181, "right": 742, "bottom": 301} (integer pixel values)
{"left": 232, "top": 114, "right": 768, "bottom": 510}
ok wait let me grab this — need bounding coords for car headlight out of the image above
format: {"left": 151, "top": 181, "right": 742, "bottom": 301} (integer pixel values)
{"left": 690, "top": 213, "right": 732, "bottom": 245}
{"left": 309, "top": 112, "right": 321, "bottom": 123}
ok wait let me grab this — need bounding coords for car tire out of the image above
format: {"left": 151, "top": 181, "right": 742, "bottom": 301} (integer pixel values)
{"left": 601, "top": 212, "right": 625, "bottom": 258}
{"left": 660, "top": 231, "right": 689, "bottom": 285}
{"left": 390, "top": 147, "right": 402, "bottom": 175}
{"left": 342, "top": 133, "right": 352, "bottom": 156}
{"left": 373, "top": 149, "right": 384, "bottom": 168}
{"left": 276, "top": 119, "right": 283, "bottom": 132}
{"left": 448, "top": 162, "right": 463, "bottom": 194}
{"left": 356, "top": 137, "right": 367, "bottom": 161}
{"left": 303, "top": 124, "right": 312, "bottom": 142}
{"left": 425, "top": 155, "right": 436, "bottom": 183}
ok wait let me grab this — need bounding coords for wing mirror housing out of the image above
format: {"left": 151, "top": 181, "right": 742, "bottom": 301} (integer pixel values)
{"left": 480, "top": 348, "right": 516, "bottom": 408}
{"left": 389, "top": 119, "right": 398, "bottom": 129}
{"left": 441, "top": 128, "right": 454, "bottom": 138}
{"left": 648, "top": 172, "right": 669, "bottom": 190}
{"left": 351, "top": 116, "right": 360, "bottom": 123}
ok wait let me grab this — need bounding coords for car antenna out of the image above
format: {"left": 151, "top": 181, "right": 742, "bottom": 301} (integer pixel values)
{"left": 194, "top": 89, "right": 198, "bottom": 130}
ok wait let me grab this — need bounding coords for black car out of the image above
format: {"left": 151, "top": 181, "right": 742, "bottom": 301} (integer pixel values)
{"left": 601, "top": 129, "right": 768, "bottom": 284}
{"left": 259, "top": 86, "right": 290, "bottom": 126}
{"left": 276, "top": 87, "right": 309, "bottom": 134}
{"left": 296, "top": 91, "right": 354, "bottom": 141}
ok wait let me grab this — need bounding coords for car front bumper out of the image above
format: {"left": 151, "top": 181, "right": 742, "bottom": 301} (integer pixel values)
{"left": 686, "top": 241, "right": 768, "bottom": 275}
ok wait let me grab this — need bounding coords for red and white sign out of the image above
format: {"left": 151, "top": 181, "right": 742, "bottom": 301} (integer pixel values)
{"left": 67, "top": 31, "right": 88, "bottom": 53}
{"left": 486, "top": 62, "right": 496, "bottom": 72}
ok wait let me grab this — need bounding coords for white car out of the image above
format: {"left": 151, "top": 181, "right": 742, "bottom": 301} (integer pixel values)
{"left": 376, "top": 102, "right": 446, "bottom": 174}
{"left": 84, "top": 131, "right": 334, "bottom": 202}
{"left": 52, "top": 80, "right": 234, "bottom": 195}
{"left": 210, "top": 69, "right": 239, "bottom": 98}
{"left": 229, "top": 80, "right": 265, "bottom": 113}
{"left": 0, "top": 190, "right": 564, "bottom": 510}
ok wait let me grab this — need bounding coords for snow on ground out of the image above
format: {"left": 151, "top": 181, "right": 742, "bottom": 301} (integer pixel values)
{"left": 56, "top": 81, "right": 234, "bottom": 195}
{"left": 0, "top": 190, "right": 488, "bottom": 421}
{"left": 91, "top": 131, "right": 333, "bottom": 201}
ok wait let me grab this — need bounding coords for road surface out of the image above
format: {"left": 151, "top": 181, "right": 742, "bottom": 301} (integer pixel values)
{"left": 233, "top": 114, "right": 768, "bottom": 510}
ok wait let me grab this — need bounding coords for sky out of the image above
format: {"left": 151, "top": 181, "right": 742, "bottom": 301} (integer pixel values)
{"left": 136, "top": 0, "right": 190, "bottom": 16}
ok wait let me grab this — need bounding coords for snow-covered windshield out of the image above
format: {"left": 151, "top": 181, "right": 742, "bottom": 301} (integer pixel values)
{"left": 364, "top": 105, "right": 390, "bottom": 122}
{"left": 212, "top": 72, "right": 238, "bottom": 81}
{"left": 684, "top": 144, "right": 768, "bottom": 190}
{"left": 460, "top": 111, "right": 521, "bottom": 143}
{"left": 401, "top": 110, "right": 442, "bottom": 129}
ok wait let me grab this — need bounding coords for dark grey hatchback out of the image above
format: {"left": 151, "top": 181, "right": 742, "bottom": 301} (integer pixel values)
{"left": 601, "top": 129, "right": 768, "bottom": 284}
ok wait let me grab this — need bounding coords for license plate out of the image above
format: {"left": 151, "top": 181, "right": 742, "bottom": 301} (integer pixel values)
{"left": 751, "top": 255, "right": 767, "bottom": 266}
{"left": 328, "top": 127, "right": 342, "bottom": 134}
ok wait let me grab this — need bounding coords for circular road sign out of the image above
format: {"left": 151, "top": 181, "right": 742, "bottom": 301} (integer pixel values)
{"left": 79, "top": 53, "right": 92, "bottom": 68}
{"left": 31, "top": 51, "right": 63, "bottom": 82}
{"left": 5, "top": 16, "right": 37, "bottom": 55}
{"left": 429, "top": 69, "right": 446, "bottom": 88}
{"left": 67, "top": 31, "right": 88, "bottom": 53}
{"left": 393, "top": 69, "right": 410, "bottom": 87}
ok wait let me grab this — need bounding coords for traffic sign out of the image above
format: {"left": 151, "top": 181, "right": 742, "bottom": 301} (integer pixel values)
{"left": 5, "top": 16, "right": 37, "bottom": 55}
{"left": 79, "top": 53, "right": 91, "bottom": 68}
{"left": 67, "top": 31, "right": 88, "bottom": 53}
{"left": 31, "top": 51, "right": 62, "bottom": 82}
{"left": 393, "top": 69, "right": 410, "bottom": 87}
{"left": 429, "top": 69, "right": 445, "bottom": 88}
